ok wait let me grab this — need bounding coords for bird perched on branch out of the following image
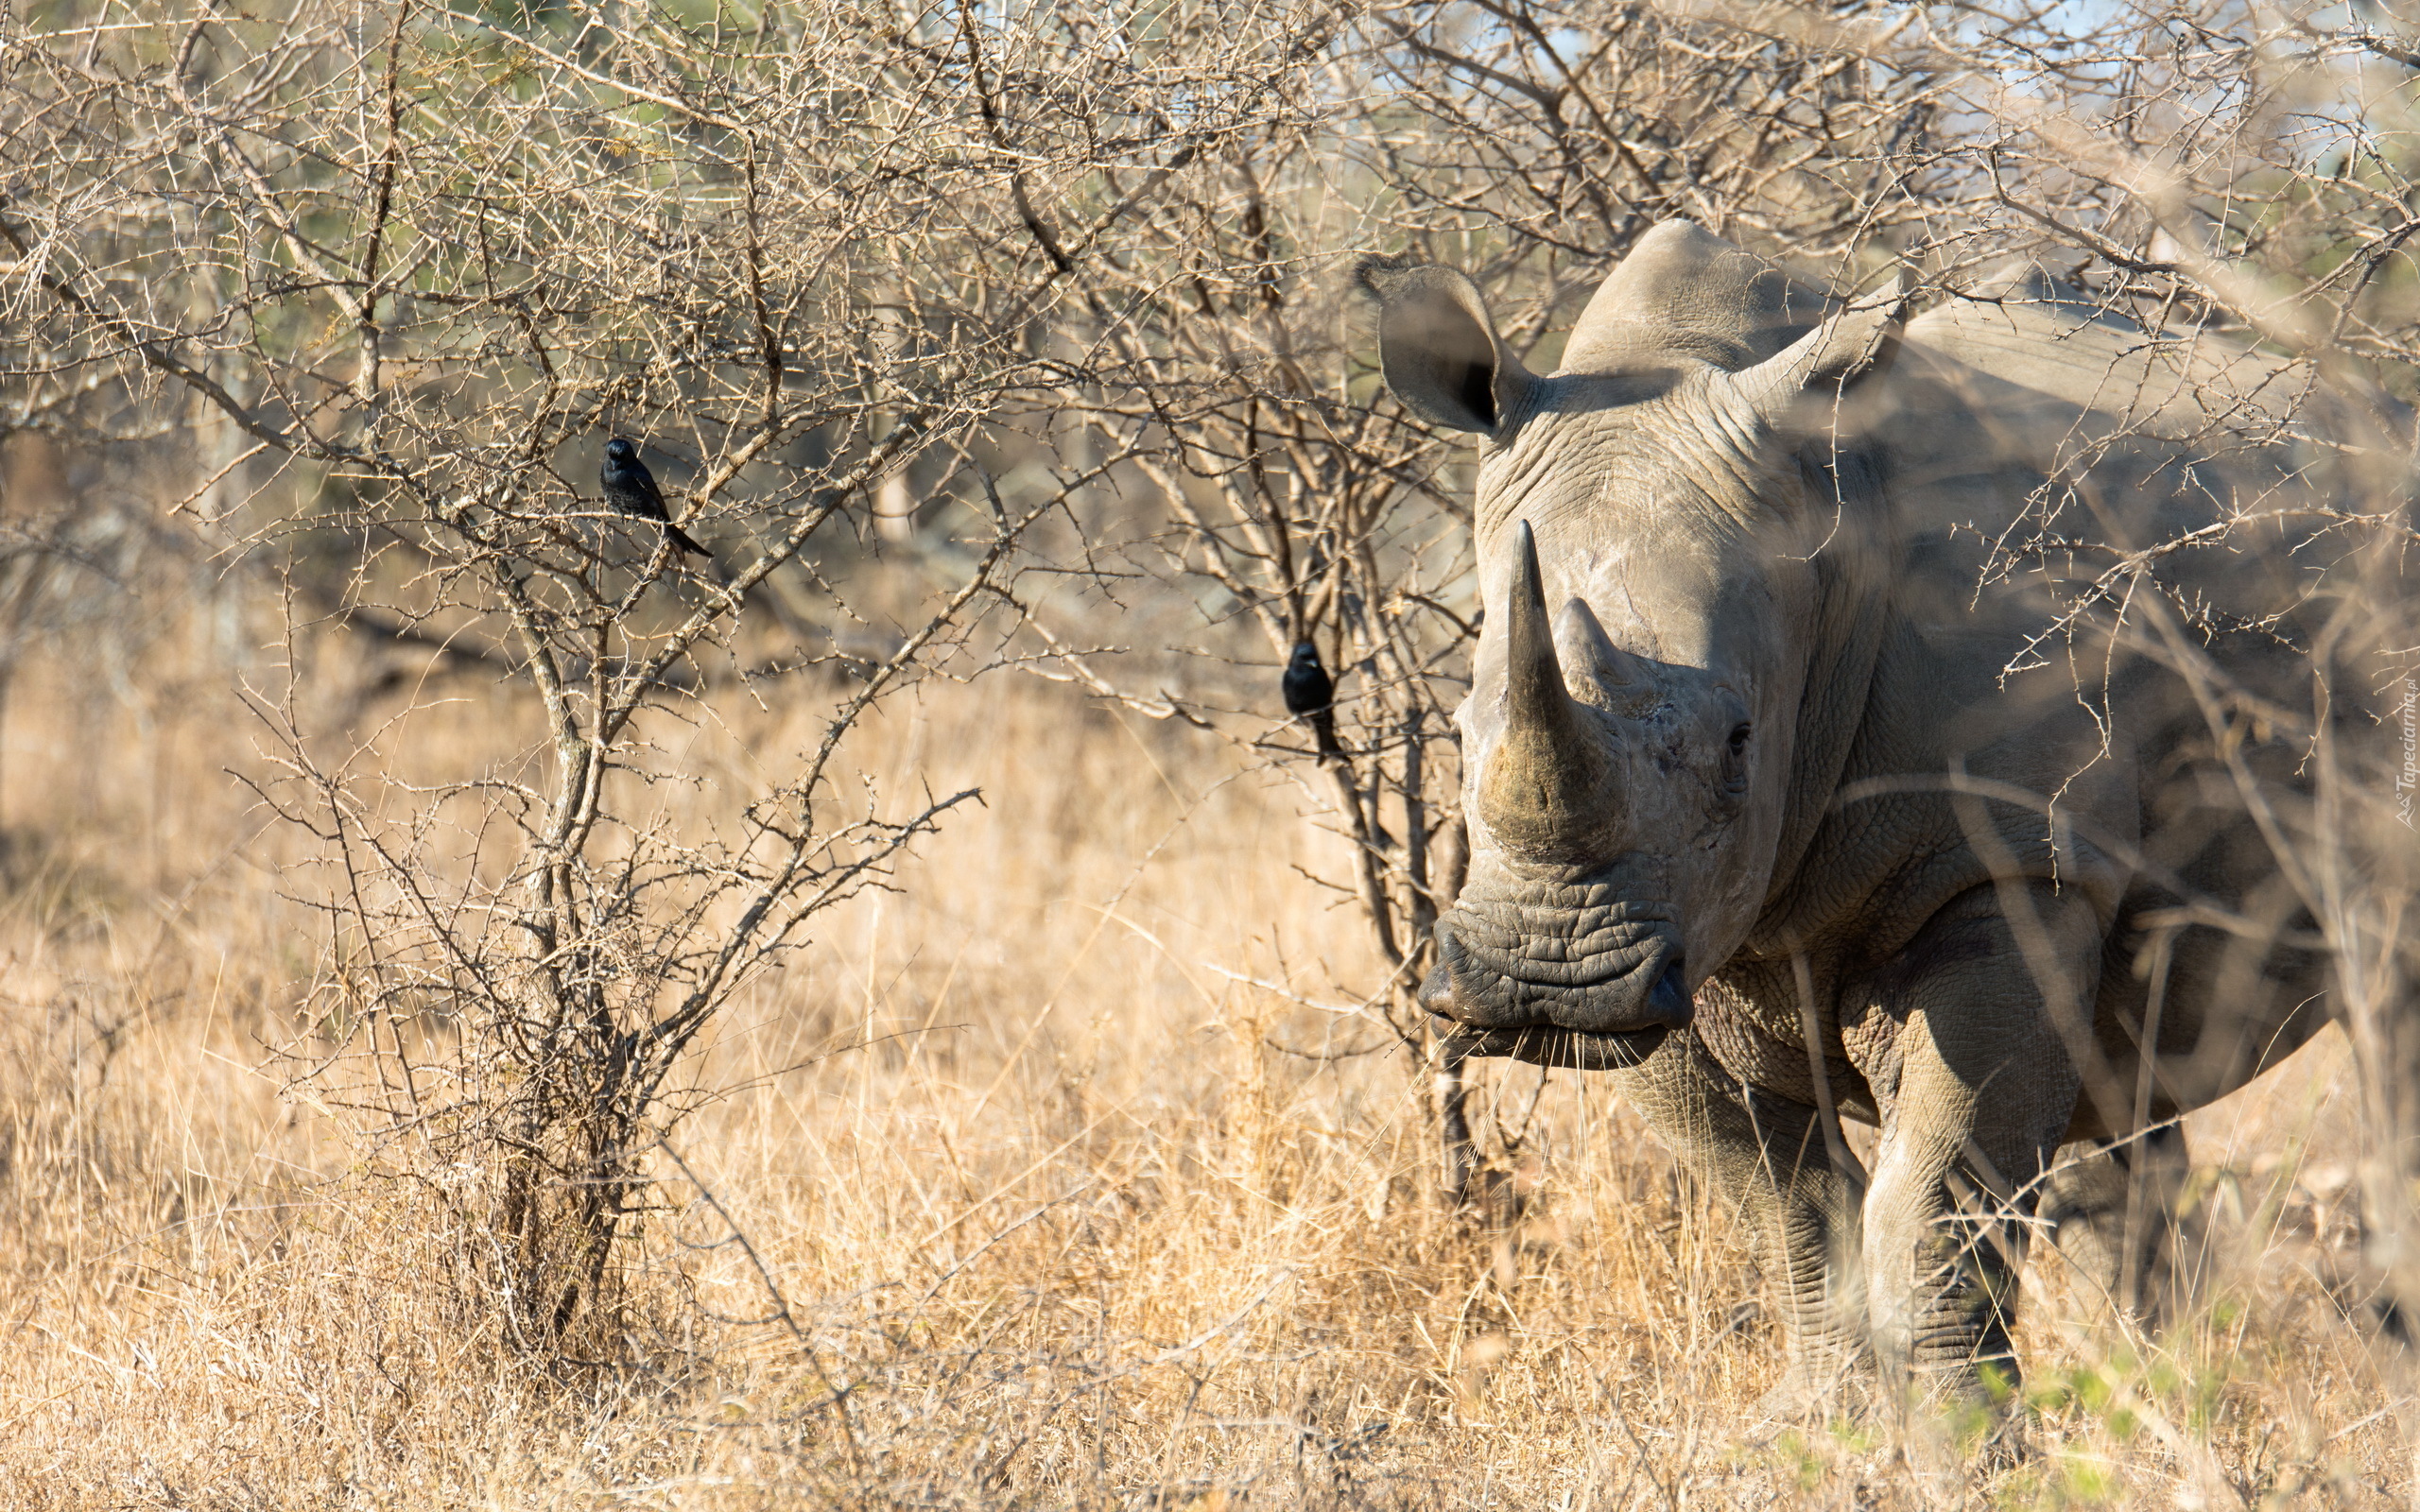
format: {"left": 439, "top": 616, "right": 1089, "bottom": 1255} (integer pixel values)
{"left": 1282, "top": 639, "right": 1340, "bottom": 762}
{"left": 600, "top": 436, "right": 709, "bottom": 559}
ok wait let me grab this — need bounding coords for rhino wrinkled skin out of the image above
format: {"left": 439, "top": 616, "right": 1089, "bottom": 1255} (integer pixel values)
{"left": 1366, "top": 223, "right": 2391, "bottom": 1418}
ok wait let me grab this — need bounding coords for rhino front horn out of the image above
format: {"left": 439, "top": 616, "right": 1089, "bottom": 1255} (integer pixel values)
{"left": 1480, "top": 521, "right": 1617, "bottom": 857}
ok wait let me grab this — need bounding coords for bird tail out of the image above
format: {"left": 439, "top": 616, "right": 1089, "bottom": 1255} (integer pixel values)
{"left": 666, "top": 522, "right": 710, "bottom": 558}
{"left": 1313, "top": 709, "right": 1341, "bottom": 762}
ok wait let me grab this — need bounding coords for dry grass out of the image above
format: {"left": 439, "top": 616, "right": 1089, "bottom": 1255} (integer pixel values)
{"left": 0, "top": 595, "right": 2412, "bottom": 1509}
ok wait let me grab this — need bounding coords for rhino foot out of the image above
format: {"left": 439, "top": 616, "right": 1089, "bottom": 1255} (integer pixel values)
{"left": 1745, "top": 1357, "right": 1876, "bottom": 1437}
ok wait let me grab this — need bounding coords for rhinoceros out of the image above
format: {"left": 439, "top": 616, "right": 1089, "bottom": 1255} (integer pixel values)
{"left": 1364, "top": 222, "right": 2390, "bottom": 1413}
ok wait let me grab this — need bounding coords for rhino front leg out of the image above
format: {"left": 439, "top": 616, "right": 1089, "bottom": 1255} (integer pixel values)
{"left": 1858, "top": 883, "right": 2096, "bottom": 1412}
{"left": 1620, "top": 1027, "right": 1870, "bottom": 1406}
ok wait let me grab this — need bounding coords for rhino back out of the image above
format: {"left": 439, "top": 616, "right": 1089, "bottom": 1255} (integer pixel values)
{"left": 1893, "top": 269, "right": 2325, "bottom": 601}
{"left": 1749, "top": 271, "right": 2354, "bottom": 965}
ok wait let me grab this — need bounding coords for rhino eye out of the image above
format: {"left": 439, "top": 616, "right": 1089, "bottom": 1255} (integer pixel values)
{"left": 1720, "top": 722, "right": 1752, "bottom": 795}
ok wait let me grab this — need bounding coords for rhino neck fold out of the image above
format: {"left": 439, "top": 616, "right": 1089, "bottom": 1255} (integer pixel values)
{"left": 1747, "top": 448, "right": 1898, "bottom": 952}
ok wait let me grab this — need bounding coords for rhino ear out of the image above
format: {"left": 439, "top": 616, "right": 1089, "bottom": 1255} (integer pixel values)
{"left": 1357, "top": 257, "right": 1537, "bottom": 436}
{"left": 1730, "top": 272, "right": 1907, "bottom": 430}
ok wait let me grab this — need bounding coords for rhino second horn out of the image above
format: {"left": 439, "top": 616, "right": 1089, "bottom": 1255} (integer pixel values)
{"left": 1481, "top": 521, "right": 1618, "bottom": 857}
{"left": 1558, "top": 595, "right": 1646, "bottom": 691}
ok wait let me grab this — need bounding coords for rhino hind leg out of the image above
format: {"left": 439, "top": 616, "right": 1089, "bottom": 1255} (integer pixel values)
{"left": 2039, "top": 1125, "right": 2190, "bottom": 1326}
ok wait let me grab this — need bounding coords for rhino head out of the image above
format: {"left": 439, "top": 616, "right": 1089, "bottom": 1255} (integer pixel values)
{"left": 1366, "top": 224, "right": 1905, "bottom": 1068}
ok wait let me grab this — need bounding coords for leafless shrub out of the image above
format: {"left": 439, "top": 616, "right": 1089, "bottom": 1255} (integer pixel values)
{"left": 0, "top": 0, "right": 1356, "bottom": 1357}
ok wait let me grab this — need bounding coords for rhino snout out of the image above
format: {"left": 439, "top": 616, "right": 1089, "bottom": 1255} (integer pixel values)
{"left": 1421, "top": 880, "right": 1693, "bottom": 1040}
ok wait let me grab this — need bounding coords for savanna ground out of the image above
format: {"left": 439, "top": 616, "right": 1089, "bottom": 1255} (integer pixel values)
{"left": 0, "top": 448, "right": 2410, "bottom": 1510}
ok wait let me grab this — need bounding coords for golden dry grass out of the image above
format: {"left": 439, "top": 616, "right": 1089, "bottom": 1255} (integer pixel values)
{"left": 0, "top": 591, "right": 2412, "bottom": 1509}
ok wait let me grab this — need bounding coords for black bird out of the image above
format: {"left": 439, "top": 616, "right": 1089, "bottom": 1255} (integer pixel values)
{"left": 1282, "top": 639, "right": 1340, "bottom": 761}
{"left": 599, "top": 436, "right": 709, "bottom": 558}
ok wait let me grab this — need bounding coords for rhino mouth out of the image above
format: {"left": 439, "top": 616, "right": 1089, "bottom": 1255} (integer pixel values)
{"left": 1427, "top": 1013, "right": 1673, "bottom": 1071}
{"left": 1418, "top": 879, "right": 1692, "bottom": 1069}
